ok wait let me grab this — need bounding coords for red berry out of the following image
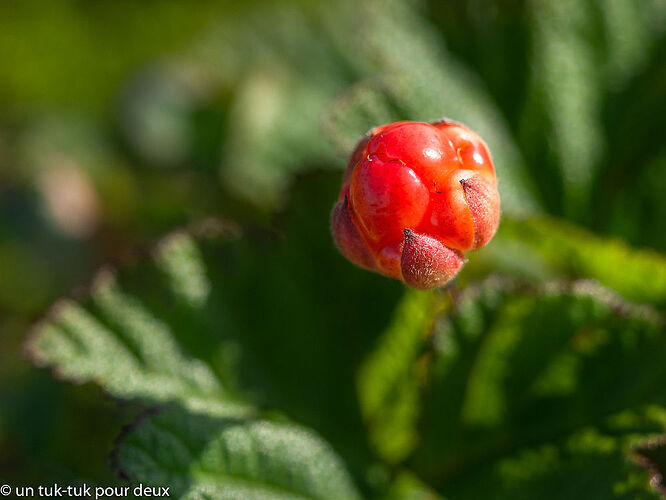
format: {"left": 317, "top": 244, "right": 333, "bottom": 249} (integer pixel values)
{"left": 331, "top": 119, "right": 500, "bottom": 289}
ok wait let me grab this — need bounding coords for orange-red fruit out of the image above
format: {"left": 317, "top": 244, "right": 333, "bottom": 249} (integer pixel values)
{"left": 331, "top": 119, "right": 500, "bottom": 289}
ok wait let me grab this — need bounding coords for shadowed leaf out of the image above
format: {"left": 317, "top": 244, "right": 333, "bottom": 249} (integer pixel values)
{"left": 411, "top": 278, "right": 666, "bottom": 498}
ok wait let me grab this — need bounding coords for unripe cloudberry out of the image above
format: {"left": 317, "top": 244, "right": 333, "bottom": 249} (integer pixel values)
{"left": 331, "top": 119, "right": 500, "bottom": 289}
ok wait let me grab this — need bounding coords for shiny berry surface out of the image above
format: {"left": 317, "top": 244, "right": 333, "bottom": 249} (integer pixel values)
{"left": 331, "top": 119, "right": 500, "bottom": 289}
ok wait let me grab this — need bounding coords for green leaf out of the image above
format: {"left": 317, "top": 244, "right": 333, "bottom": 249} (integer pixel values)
{"left": 520, "top": 0, "right": 605, "bottom": 217}
{"left": 217, "top": 5, "right": 353, "bottom": 209}
{"left": 114, "top": 406, "right": 361, "bottom": 500}
{"left": 357, "top": 289, "right": 443, "bottom": 464}
{"left": 411, "top": 277, "right": 666, "bottom": 498}
{"left": 26, "top": 171, "right": 403, "bottom": 480}
{"left": 27, "top": 229, "right": 253, "bottom": 418}
{"left": 471, "top": 216, "right": 666, "bottom": 309}
{"left": 382, "top": 472, "right": 444, "bottom": 500}
{"left": 599, "top": 0, "right": 655, "bottom": 90}
{"left": 322, "top": 0, "right": 541, "bottom": 217}
{"left": 518, "top": 0, "right": 664, "bottom": 220}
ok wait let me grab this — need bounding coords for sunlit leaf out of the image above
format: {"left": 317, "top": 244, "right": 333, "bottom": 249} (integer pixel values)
{"left": 27, "top": 172, "right": 403, "bottom": 481}
{"left": 472, "top": 216, "right": 666, "bottom": 309}
{"left": 383, "top": 472, "right": 444, "bottom": 500}
{"left": 114, "top": 406, "right": 362, "bottom": 500}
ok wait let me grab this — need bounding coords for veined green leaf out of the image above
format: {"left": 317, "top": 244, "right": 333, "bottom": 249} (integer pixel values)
{"left": 412, "top": 277, "right": 666, "bottom": 498}
{"left": 471, "top": 216, "right": 666, "bottom": 308}
{"left": 27, "top": 229, "right": 252, "bottom": 418}
{"left": 114, "top": 406, "right": 362, "bottom": 500}
{"left": 26, "top": 172, "right": 403, "bottom": 483}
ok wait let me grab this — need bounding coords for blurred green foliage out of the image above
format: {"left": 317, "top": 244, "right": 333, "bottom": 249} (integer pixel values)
{"left": 2, "top": 0, "right": 666, "bottom": 497}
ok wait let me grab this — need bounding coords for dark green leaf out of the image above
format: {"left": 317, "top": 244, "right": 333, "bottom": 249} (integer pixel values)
{"left": 357, "top": 289, "right": 443, "bottom": 464}
{"left": 412, "top": 277, "right": 666, "bottom": 498}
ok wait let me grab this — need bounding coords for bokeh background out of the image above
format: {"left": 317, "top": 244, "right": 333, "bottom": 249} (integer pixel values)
{"left": 1, "top": 0, "right": 665, "bottom": 489}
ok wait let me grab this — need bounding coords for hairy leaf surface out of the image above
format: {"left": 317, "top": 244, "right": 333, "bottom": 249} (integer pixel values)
{"left": 411, "top": 278, "right": 666, "bottom": 498}
{"left": 27, "top": 173, "right": 403, "bottom": 483}
{"left": 115, "top": 407, "right": 361, "bottom": 500}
